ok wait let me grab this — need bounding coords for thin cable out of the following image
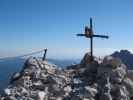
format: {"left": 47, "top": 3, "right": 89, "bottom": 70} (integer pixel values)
{"left": 0, "top": 49, "right": 45, "bottom": 60}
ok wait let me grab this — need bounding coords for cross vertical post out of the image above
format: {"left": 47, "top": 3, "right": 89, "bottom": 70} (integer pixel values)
{"left": 90, "top": 37, "right": 93, "bottom": 61}
{"left": 90, "top": 18, "right": 93, "bottom": 61}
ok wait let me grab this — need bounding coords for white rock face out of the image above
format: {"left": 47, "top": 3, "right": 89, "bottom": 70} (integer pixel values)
{"left": 38, "top": 91, "right": 46, "bottom": 100}
{"left": 1, "top": 53, "right": 133, "bottom": 100}
{"left": 4, "top": 88, "right": 11, "bottom": 95}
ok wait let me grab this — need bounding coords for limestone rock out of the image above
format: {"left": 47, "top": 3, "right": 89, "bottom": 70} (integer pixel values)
{"left": 127, "top": 70, "right": 133, "bottom": 81}
{"left": 1, "top": 53, "right": 133, "bottom": 100}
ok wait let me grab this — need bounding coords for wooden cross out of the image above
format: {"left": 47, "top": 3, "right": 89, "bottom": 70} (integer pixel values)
{"left": 77, "top": 18, "right": 109, "bottom": 61}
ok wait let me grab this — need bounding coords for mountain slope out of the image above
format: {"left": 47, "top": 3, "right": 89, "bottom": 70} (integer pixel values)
{"left": 1, "top": 53, "right": 133, "bottom": 100}
{"left": 0, "top": 57, "right": 80, "bottom": 93}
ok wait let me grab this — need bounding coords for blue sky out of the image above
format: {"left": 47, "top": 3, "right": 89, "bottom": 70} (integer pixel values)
{"left": 0, "top": 0, "right": 133, "bottom": 59}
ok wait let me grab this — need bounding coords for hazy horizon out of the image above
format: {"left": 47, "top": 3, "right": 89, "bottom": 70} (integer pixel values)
{"left": 1, "top": 48, "right": 133, "bottom": 60}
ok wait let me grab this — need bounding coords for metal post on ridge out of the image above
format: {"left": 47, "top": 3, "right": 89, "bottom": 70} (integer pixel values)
{"left": 77, "top": 18, "right": 109, "bottom": 61}
{"left": 42, "top": 48, "right": 48, "bottom": 61}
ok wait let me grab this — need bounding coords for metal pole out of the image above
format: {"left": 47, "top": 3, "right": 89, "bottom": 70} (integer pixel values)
{"left": 90, "top": 37, "right": 93, "bottom": 61}
{"left": 43, "top": 49, "right": 47, "bottom": 61}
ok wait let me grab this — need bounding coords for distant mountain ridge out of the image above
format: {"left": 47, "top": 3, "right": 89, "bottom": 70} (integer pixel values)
{"left": 111, "top": 50, "right": 133, "bottom": 69}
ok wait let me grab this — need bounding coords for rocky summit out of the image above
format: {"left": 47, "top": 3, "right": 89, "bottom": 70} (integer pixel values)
{"left": 1, "top": 53, "right": 133, "bottom": 100}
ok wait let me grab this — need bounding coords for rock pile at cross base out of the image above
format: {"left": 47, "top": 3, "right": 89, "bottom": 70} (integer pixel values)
{"left": 1, "top": 53, "right": 133, "bottom": 100}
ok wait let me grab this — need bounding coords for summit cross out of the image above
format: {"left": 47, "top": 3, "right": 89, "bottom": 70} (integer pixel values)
{"left": 77, "top": 18, "right": 109, "bottom": 61}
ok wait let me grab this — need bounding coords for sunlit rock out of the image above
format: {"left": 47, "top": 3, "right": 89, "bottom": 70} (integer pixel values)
{"left": 1, "top": 53, "right": 133, "bottom": 100}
